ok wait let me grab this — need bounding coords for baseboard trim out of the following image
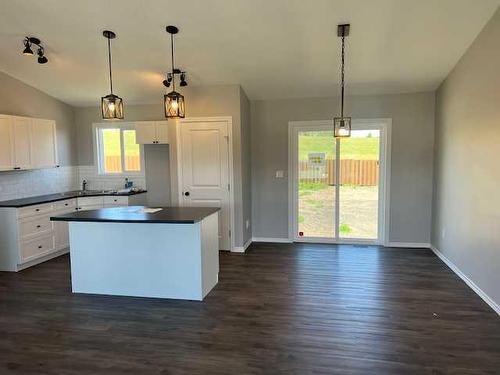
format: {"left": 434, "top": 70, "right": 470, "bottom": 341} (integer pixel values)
{"left": 430, "top": 245, "right": 500, "bottom": 316}
{"left": 252, "top": 237, "right": 293, "bottom": 244}
{"left": 232, "top": 238, "right": 253, "bottom": 253}
{"left": 386, "top": 242, "right": 431, "bottom": 248}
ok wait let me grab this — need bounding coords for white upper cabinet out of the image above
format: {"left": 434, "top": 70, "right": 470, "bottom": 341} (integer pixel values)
{"left": 0, "top": 116, "right": 14, "bottom": 170}
{"left": 0, "top": 115, "right": 58, "bottom": 172}
{"left": 12, "top": 117, "right": 33, "bottom": 170}
{"left": 156, "top": 121, "right": 169, "bottom": 144}
{"left": 135, "top": 121, "right": 169, "bottom": 144}
{"left": 31, "top": 119, "right": 58, "bottom": 168}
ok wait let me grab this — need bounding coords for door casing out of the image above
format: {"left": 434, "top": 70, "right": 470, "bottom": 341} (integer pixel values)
{"left": 288, "top": 119, "right": 392, "bottom": 246}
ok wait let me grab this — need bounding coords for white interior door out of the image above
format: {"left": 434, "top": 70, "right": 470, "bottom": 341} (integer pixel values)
{"left": 180, "top": 121, "right": 230, "bottom": 250}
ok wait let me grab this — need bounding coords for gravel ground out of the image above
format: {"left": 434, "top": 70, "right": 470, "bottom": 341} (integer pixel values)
{"left": 298, "top": 185, "right": 378, "bottom": 239}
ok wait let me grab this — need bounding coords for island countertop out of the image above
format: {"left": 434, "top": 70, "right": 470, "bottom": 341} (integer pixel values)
{"left": 50, "top": 206, "right": 220, "bottom": 224}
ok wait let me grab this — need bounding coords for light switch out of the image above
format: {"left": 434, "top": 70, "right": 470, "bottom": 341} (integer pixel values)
{"left": 275, "top": 170, "right": 284, "bottom": 178}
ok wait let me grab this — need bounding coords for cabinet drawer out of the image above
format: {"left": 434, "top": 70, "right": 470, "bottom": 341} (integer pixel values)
{"left": 77, "top": 204, "right": 103, "bottom": 212}
{"left": 77, "top": 196, "right": 104, "bottom": 207}
{"left": 18, "top": 203, "right": 54, "bottom": 218}
{"left": 19, "top": 215, "right": 53, "bottom": 239}
{"left": 104, "top": 196, "right": 128, "bottom": 206}
{"left": 53, "top": 199, "right": 77, "bottom": 212}
{"left": 20, "top": 235, "right": 55, "bottom": 263}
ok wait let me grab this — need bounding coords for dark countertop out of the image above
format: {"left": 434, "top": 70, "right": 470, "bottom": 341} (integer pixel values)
{"left": 0, "top": 190, "right": 147, "bottom": 208}
{"left": 50, "top": 206, "right": 220, "bottom": 224}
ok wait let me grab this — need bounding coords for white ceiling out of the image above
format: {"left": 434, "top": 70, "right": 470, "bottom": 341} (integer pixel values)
{"left": 0, "top": 0, "right": 498, "bottom": 106}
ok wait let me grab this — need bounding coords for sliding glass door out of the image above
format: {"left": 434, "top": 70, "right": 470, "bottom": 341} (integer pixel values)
{"left": 290, "top": 120, "right": 389, "bottom": 244}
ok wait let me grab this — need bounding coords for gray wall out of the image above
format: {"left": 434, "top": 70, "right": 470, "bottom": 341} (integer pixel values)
{"left": 432, "top": 9, "right": 500, "bottom": 307}
{"left": 74, "top": 84, "right": 250, "bottom": 248}
{"left": 240, "top": 87, "right": 252, "bottom": 245}
{"left": 251, "top": 92, "right": 435, "bottom": 243}
{"left": 0, "top": 70, "right": 76, "bottom": 165}
{"left": 144, "top": 144, "right": 171, "bottom": 206}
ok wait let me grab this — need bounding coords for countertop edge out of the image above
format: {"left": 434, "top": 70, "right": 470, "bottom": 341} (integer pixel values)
{"left": 0, "top": 191, "right": 148, "bottom": 208}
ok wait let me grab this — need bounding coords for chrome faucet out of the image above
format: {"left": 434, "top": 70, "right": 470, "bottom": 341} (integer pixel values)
{"left": 82, "top": 179, "right": 88, "bottom": 191}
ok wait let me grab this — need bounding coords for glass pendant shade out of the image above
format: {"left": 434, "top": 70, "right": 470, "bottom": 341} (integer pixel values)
{"left": 101, "top": 94, "right": 124, "bottom": 120}
{"left": 334, "top": 117, "right": 351, "bottom": 138}
{"left": 164, "top": 91, "right": 185, "bottom": 118}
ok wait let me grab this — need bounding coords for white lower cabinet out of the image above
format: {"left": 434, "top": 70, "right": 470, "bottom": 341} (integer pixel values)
{"left": 0, "top": 194, "right": 146, "bottom": 271}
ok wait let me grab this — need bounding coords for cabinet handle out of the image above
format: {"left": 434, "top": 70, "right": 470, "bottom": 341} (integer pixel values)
{"left": 36, "top": 225, "right": 41, "bottom": 228}
{"left": 38, "top": 245, "right": 42, "bottom": 249}
{"left": 13, "top": 167, "right": 21, "bottom": 170}
{"left": 35, "top": 209, "right": 40, "bottom": 212}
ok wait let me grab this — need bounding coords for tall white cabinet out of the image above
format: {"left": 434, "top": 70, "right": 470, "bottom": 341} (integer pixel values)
{"left": 0, "top": 114, "right": 58, "bottom": 171}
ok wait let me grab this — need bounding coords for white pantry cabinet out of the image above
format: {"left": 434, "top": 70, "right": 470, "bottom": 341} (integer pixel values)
{"left": 0, "top": 114, "right": 58, "bottom": 172}
{"left": 135, "top": 121, "right": 169, "bottom": 144}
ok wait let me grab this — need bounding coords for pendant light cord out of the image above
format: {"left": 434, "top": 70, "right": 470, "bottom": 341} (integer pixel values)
{"left": 108, "top": 37, "right": 113, "bottom": 94}
{"left": 340, "top": 34, "right": 345, "bottom": 118}
{"left": 171, "top": 33, "right": 176, "bottom": 91}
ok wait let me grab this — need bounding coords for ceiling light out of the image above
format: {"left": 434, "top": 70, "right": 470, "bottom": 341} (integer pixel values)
{"left": 37, "top": 48, "right": 48, "bottom": 64}
{"left": 334, "top": 24, "right": 351, "bottom": 138}
{"left": 164, "top": 25, "right": 186, "bottom": 119}
{"left": 22, "top": 37, "right": 49, "bottom": 63}
{"left": 22, "top": 39, "right": 33, "bottom": 55}
{"left": 101, "top": 30, "right": 124, "bottom": 120}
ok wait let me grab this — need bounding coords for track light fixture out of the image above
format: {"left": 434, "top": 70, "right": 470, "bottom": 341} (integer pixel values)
{"left": 22, "top": 37, "right": 48, "bottom": 64}
{"left": 163, "top": 25, "right": 187, "bottom": 118}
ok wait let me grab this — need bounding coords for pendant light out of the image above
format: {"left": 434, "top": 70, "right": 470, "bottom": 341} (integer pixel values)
{"left": 163, "top": 25, "right": 186, "bottom": 119}
{"left": 334, "top": 24, "right": 351, "bottom": 138}
{"left": 101, "top": 30, "right": 124, "bottom": 120}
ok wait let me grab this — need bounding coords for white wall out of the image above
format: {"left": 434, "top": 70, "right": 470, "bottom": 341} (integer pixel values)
{"left": 432, "top": 8, "right": 500, "bottom": 309}
{"left": 251, "top": 92, "right": 435, "bottom": 243}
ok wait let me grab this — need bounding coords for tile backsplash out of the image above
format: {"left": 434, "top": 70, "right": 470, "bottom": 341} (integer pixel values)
{"left": 77, "top": 166, "right": 147, "bottom": 191}
{"left": 0, "top": 165, "right": 147, "bottom": 202}
{"left": 0, "top": 166, "right": 79, "bottom": 202}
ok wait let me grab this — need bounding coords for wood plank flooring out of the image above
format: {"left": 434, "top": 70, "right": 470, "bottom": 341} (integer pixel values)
{"left": 0, "top": 243, "right": 498, "bottom": 374}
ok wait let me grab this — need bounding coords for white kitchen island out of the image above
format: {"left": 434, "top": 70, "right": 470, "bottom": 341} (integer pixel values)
{"left": 51, "top": 206, "right": 219, "bottom": 301}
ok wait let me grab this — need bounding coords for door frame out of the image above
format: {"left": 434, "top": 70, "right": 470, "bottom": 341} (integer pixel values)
{"left": 288, "top": 118, "right": 392, "bottom": 246}
{"left": 174, "top": 116, "right": 235, "bottom": 252}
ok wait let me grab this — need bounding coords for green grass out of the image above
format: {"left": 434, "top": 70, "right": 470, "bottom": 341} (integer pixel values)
{"left": 339, "top": 223, "right": 352, "bottom": 234}
{"left": 298, "top": 134, "right": 379, "bottom": 160}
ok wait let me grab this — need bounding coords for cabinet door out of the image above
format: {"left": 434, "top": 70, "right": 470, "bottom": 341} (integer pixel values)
{"left": 12, "top": 117, "right": 32, "bottom": 169}
{"left": 31, "top": 119, "right": 57, "bottom": 168}
{"left": 156, "top": 121, "right": 169, "bottom": 144}
{"left": 135, "top": 121, "right": 157, "bottom": 144}
{"left": 0, "top": 117, "right": 14, "bottom": 170}
{"left": 54, "top": 220, "right": 69, "bottom": 250}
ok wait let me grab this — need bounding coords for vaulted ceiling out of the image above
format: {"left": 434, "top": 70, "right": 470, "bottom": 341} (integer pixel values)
{"left": 0, "top": 0, "right": 498, "bottom": 106}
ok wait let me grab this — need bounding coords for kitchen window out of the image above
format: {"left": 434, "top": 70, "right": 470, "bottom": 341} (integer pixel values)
{"left": 95, "top": 124, "right": 143, "bottom": 175}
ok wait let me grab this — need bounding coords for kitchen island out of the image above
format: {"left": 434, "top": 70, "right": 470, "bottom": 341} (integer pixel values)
{"left": 51, "top": 206, "right": 219, "bottom": 301}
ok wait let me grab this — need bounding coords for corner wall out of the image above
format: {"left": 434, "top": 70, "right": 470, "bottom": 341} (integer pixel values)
{"left": 432, "top": 8, "right": 500, "bottom": 310}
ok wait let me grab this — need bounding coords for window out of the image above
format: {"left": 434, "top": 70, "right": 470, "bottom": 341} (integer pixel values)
{"left": 95, "top": 124, "right": 143, "bottom": 175}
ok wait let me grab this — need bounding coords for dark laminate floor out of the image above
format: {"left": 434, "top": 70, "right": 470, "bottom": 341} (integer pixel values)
{"left": 0, "top": 243, "right": 498, "bottom": 374}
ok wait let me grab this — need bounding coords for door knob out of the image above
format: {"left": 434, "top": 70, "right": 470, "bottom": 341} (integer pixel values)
{"left": 184, "top": 191, "right": 190, "bottom": 196}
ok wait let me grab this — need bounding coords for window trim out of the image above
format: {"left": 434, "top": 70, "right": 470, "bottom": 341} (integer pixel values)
{"left": 93, "top": 122, "right": 145, "bottom": 176}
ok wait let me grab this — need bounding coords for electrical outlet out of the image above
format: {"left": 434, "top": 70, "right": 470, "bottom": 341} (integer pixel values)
{"left": 275, "top": 170, "right": 284, "bottom": 178}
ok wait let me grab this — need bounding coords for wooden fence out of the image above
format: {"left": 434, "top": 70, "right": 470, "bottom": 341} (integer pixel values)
{"left": 105, "top": 156, "right": 141, "bottom": 173}
{"left": 299, "top": 159, "right": 378, "bottom": 186}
